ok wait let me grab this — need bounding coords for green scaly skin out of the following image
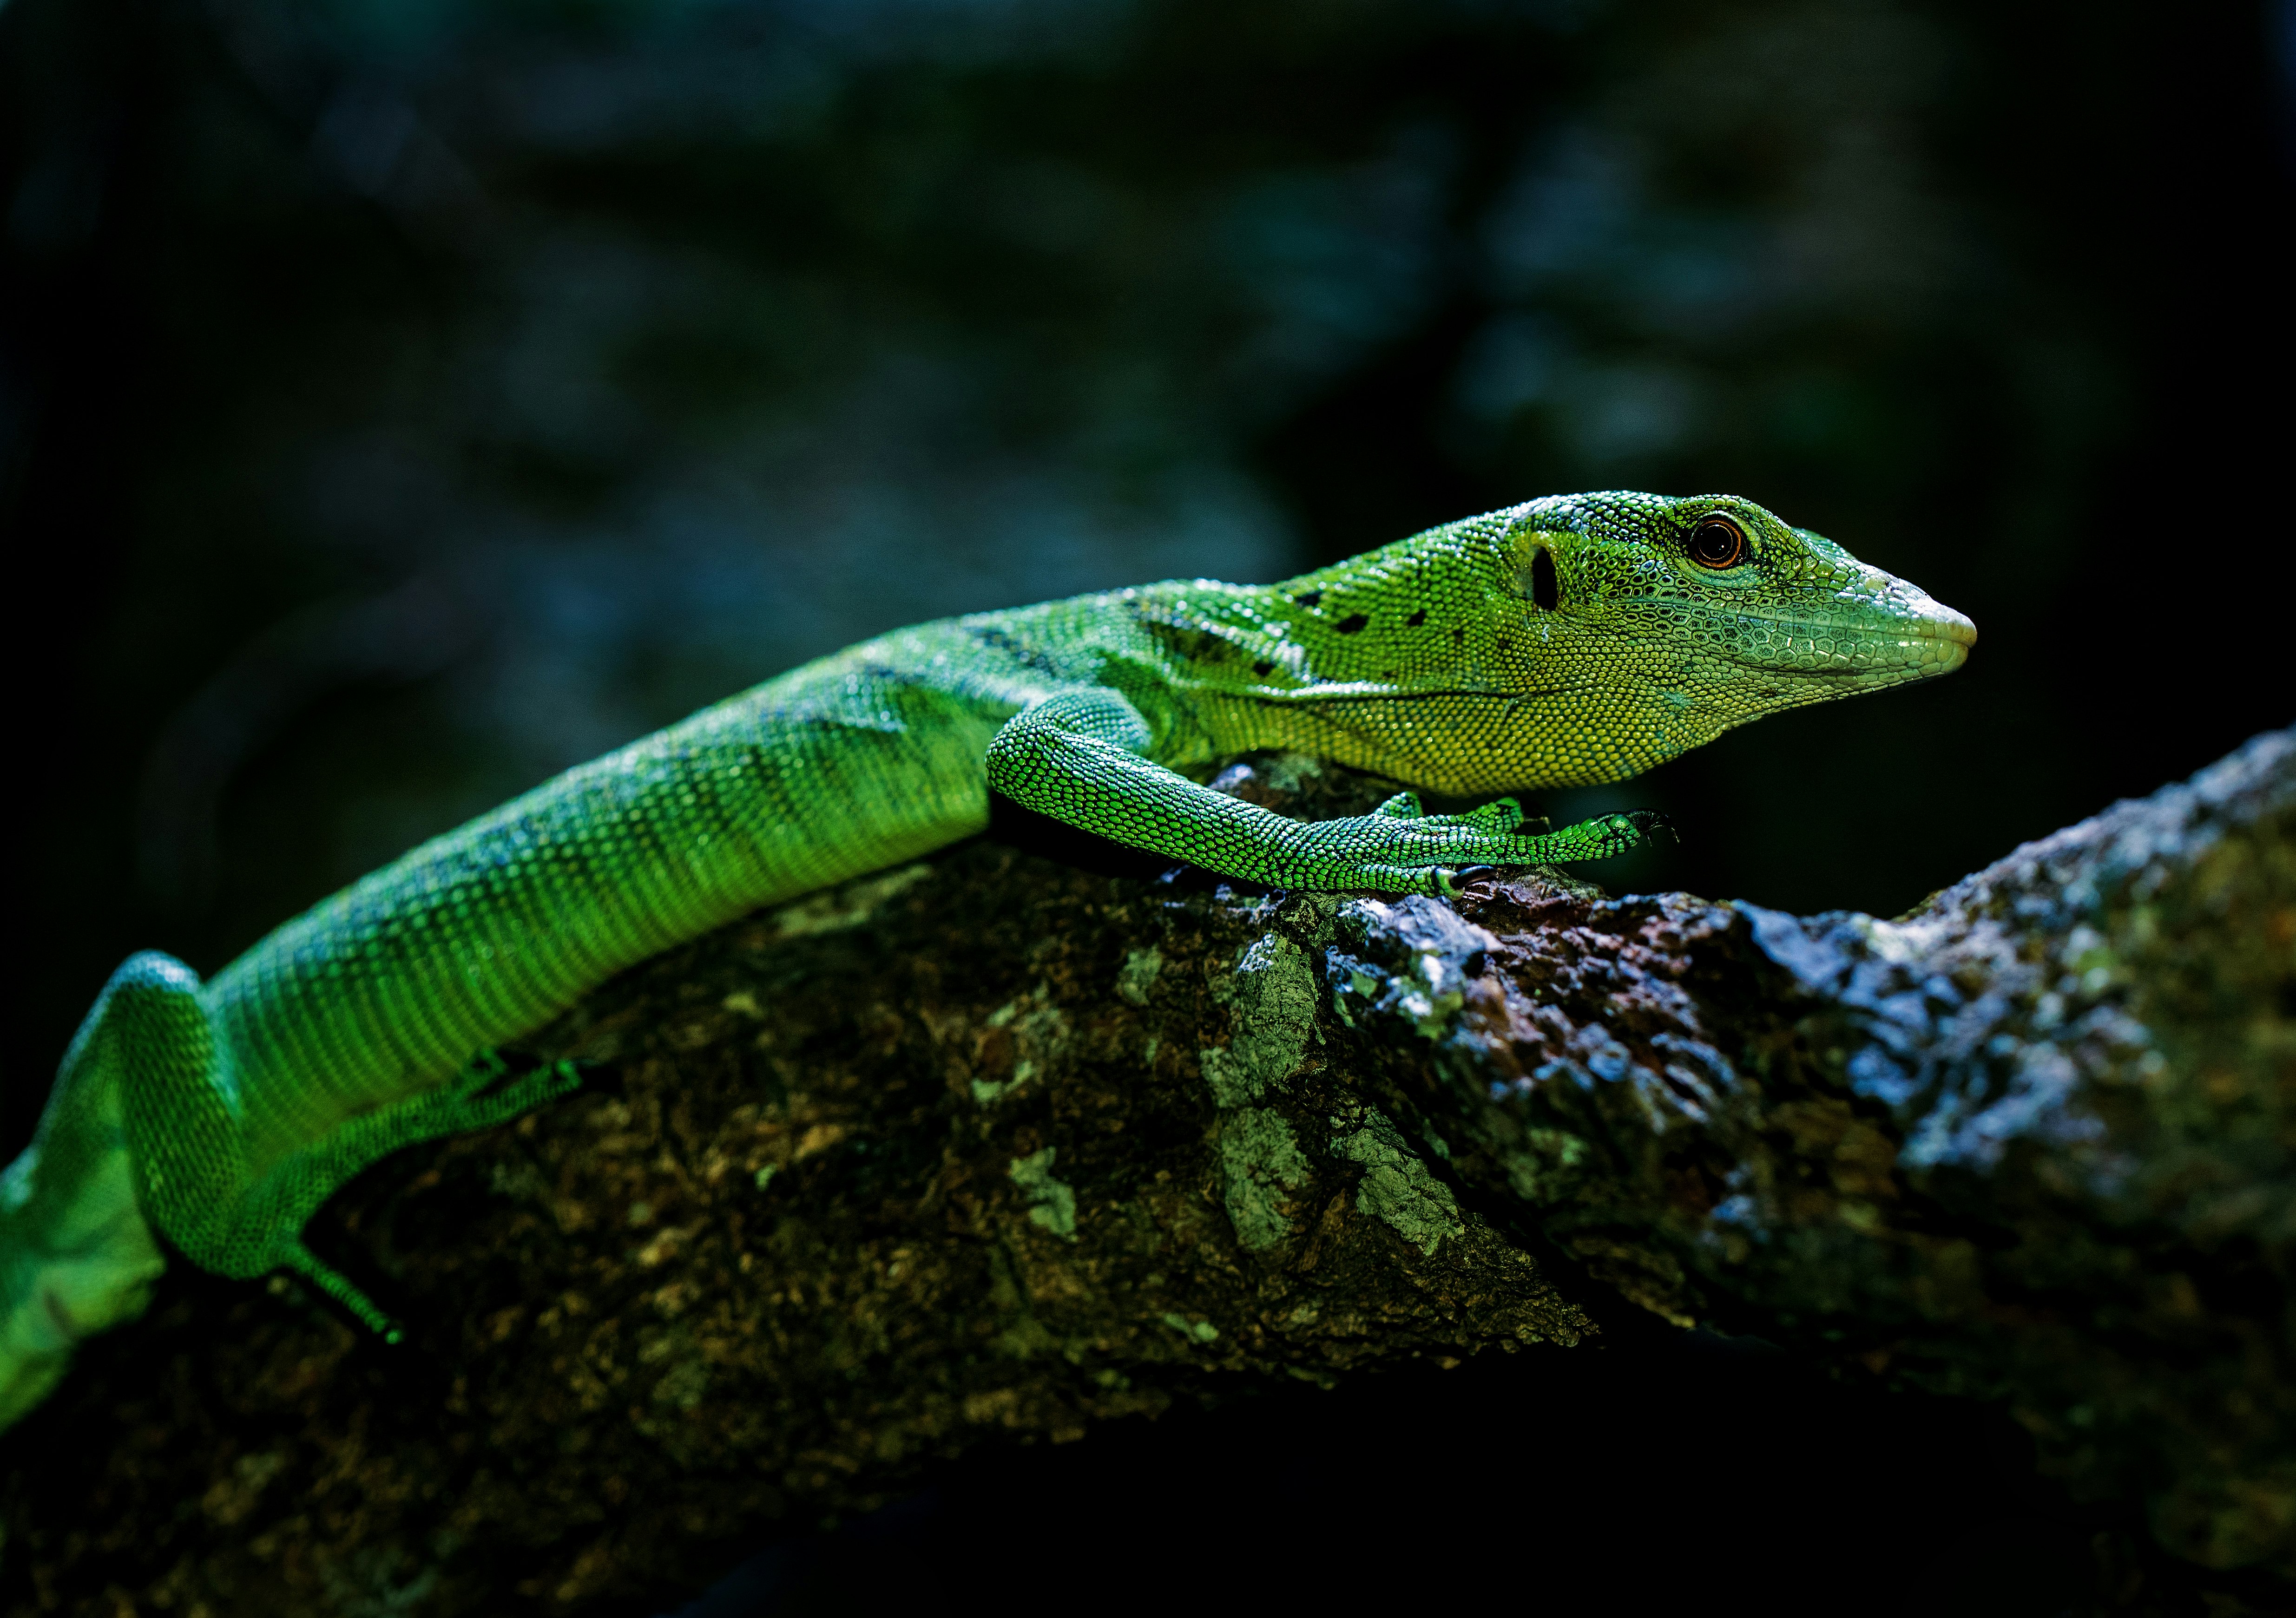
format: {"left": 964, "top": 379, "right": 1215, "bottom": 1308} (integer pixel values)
{"left": 0, "top": 491, "right": 1974, "bottom": 1429}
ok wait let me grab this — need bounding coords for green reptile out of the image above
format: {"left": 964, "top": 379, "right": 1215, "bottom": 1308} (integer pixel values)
{"left": 0, "top": 491, "right": 1973, "bottom": 1429}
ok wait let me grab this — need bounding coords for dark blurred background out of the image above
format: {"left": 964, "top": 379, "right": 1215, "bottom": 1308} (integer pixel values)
{"left": 4, "top": 0, "right": 2293, "bottom": 1609}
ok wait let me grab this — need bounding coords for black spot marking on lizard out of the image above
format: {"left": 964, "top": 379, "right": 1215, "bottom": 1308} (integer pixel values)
{"left": 967, "top": 622, "right": 1068, "bottom": 679}
{"left": 1494, "top": 635, "right": 1512, "bottom": 651}
{"left": 1142, "top": 621, "right": 1234, "bottom": 666}
{"left": 1530, "top": 548, "right": 1560, "bottom": 612}
{"left": 1449, "top": 626, "right": 1466, "bottom": 647}
{"left": 1253, "top": 660, "right": 1275, "bottom": 676}
{"left": 1294, "top": 590, "right": 1322, "bottom": 608}
{"left": 1405, "top": 609, "right": 1427, "bottom": 627}
{"left": 1334, "top": 613, "right": 1368, "bottom": 635}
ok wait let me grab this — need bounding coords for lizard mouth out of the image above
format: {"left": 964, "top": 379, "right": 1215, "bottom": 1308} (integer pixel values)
{"left": 1643, "top": 593, "right": 1978, "bottom": 664}
{"left": 1885, "top": 613, "right": 1978, "bottom": 650}
{"left": 1713, "top": 608, "right": 1977, "bottom": 678}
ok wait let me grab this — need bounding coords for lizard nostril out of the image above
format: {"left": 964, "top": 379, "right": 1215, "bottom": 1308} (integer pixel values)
{"left": 1530, "top": 548, "right": 1559, "bottom": 612}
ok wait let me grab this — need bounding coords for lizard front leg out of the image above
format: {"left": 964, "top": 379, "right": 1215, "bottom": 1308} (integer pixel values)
{"left": 984, "top": 688, "right": 1664, "bottom": 895}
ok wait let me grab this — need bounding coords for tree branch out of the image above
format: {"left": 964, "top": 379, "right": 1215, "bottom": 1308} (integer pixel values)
{"left": 5, "top": 730, "right": 2290, "bottom": 1615}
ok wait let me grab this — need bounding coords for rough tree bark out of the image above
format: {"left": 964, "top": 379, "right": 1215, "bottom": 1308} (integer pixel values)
{"left": 3, "top": 730, "right": 2290, "bottom": 1617}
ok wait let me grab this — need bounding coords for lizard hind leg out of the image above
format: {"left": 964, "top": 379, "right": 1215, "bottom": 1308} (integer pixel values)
{"left": 104, "top": 952, "right": 248, "bottom": 1273}
{"left": 230, "top": 1049, "right": 585, "bottom": 1339}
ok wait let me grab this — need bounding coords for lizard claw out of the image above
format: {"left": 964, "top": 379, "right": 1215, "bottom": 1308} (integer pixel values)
{"left": 1435, "top": 865, "right": 1498, "bottom": 898}
{"left": 1624, "top": 810, "right": 1678, "bottom": 844}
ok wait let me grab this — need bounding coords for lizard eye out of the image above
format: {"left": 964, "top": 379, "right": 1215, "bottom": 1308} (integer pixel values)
{"left": 1688, "top": 515, "right": 1748, "bottom": 569}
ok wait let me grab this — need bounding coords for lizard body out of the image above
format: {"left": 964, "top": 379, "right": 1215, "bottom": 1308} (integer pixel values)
{"left": 0, "top": 491, "right": 1973, "bottom": 1428}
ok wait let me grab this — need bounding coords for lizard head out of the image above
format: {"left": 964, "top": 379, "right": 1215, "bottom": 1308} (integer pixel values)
{"left": 1461, "top": 489, "right": 1976, "bottom": 785}
{"left": 1239, "top": 490, "right": 1974, "bottom": 794}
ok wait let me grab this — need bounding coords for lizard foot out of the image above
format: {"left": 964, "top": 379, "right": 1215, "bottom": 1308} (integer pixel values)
{"left": 276, "top": 1238, "right": 404, "bottom": 1343}
{"left": 1299, "top": 806, "right": 1669, "bottom": 895}
{"left": 1434, "top": 865, "right": 1499, "bottom": 898}
{"left": 233, "top": 1051, "right": 586, "bottom": 1339}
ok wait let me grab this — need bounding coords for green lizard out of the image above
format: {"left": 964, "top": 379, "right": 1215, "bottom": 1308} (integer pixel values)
{"left": 0, "top": 491, "right": 1973, "bottom": 1430}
